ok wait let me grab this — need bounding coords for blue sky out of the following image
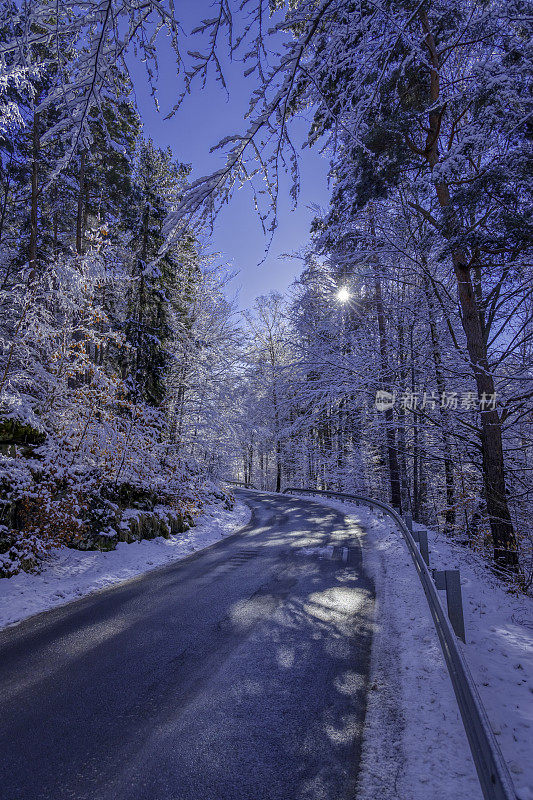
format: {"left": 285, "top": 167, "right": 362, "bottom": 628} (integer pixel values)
{"left": 127, "top": 8, "right": 331, "bottom": 310}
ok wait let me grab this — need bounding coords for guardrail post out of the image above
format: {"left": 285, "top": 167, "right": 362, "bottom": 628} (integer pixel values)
{"left": 445, "top": 570, "right": 466, "bottom": 643}
{"left": 432, "top": 569, "right": 446, "bottom": 590}
{"left": 417, "top": 528, "right": 430, "bottom": 566}
{"left": 404, "top": 511, "right": 413, "bottom": 532}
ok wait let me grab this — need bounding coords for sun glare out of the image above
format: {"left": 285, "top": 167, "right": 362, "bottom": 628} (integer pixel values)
{"left": 336, "top": 286, "right": 351, "bottom": 303}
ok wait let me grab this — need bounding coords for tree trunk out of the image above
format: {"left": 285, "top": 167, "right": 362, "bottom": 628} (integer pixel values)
{"left": 453, "top": 259, "right": 517, "bottom": 570}
{"left": 370, "top": 209, "right": 402, "bottom": 510}
{"left": 134, "top": 204, "right": 150, "bottom": 394}
{"left": 76, "top": 151, "right": 85, "bottom": 255}
{"left": 397, "top": 320, "right": 411, "bottom": 512}
{"left": 29, "top": 108, "right": 39, "bottom": 278}
{"left": 82, "top": 185, "right": 89, "bottom": 243}
{"left": 410, "top": 326, "right": 422, "bottom": 519}
{"left": 417, "top": 8, "right": 518, "bottom": 571}
{"left": 0, "top": 176, "right": 10, "bottom": 249}
{"left": 53, "top": 210, "right": 58, "bottom": 257}
{"left": 243, "top": 450, "right": 249, "bottom": 486}
{"left": 421, "top": 269, "right": 456, "bottom": 533}
{"left": 276, "top": 438, "right": 282, "bottom": 492}
{"left": 248, "top": 443, "right": 254, "bottom": 487}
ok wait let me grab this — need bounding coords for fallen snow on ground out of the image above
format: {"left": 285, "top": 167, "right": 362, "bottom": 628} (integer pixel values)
{"left": 292, "top": 493, "right": 531, "bottom": 800}
{"left": 0, "top": 500, "right": 251, "bottom": 631}
{"left": 348, "top": 504, "right": 482, "bottom": 800}
{"left": 415, "top": 519, "right": 533, "bottom": 800}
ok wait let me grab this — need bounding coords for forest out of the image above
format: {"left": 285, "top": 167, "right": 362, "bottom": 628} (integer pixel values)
{"left": 0, "top": 0, "right": 531, "bottom": 587}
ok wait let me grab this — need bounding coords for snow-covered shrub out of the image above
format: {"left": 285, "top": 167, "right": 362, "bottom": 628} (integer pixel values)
{"left": 0, "top": 243, "right": 230, "bottom": 575}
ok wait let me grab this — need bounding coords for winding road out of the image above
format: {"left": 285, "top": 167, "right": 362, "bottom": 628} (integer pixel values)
{"left": 0, "top": 490, "right": 374, "bottom": 800}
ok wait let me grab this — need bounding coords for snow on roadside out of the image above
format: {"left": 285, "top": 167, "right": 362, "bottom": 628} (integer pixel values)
{"left": 0, "top": 500, "right": 251, "bottom": 631}
{"left": 414, "top": 520, "right": 533, "bottom": 800}
{"left": 294, "top": 492, "right": 533, "bottom": 799}
{"left": 293, "top": 494, "right": 484, "bottom": 800}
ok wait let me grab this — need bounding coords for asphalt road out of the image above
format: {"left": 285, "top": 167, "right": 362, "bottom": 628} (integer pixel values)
{"left": 0, "top": 490, "right": 374, "bottom": 800}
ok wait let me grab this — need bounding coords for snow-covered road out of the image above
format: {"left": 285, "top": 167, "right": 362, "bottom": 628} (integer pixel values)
{"left": 0, "top": 490, "right": 374, "bottom": 800}
{"left": 1, "top": 489, "right": 530, "bottom": 800}
{"left": 0, "top": 500, "right": 251, "bottom": 630}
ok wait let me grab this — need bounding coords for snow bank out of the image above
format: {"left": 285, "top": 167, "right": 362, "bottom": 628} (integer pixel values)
{"left": 292, "top": 494, "right": 531, "bottom": 800}
{"left": 414, "top": 520, "right": 533, "bottom": 800}
{"left": 348, "top": 504, "right": 482, "bottom": 800}
{"left": 0, "top": 500, "right": 251, "bottom": 630}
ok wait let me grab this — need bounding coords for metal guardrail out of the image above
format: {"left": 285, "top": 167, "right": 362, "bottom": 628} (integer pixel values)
{"left": 282, "top": 487, "right": 517, "bottom": 800}
{"left": 224, "top": 479, "right": 258, "bottom": 490}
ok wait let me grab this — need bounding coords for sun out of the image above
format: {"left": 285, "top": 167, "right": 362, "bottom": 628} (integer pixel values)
{"left": 336, "top": 286, "right": 351, "bottom": 303}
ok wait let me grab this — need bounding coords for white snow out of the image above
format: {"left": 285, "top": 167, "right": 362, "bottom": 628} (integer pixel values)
{"left": 292, "top": 493, "right": 533, "bottom": 800}
{"left": 414, "top": 519, "right": 533, "bottom": 800}
{"left": 0, "top": 500, "right": 251, "bottom": 631}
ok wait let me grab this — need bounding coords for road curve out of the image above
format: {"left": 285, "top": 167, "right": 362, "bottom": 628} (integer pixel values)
{"left": 0, "top": 490, "right": 374, "bottom": 800}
